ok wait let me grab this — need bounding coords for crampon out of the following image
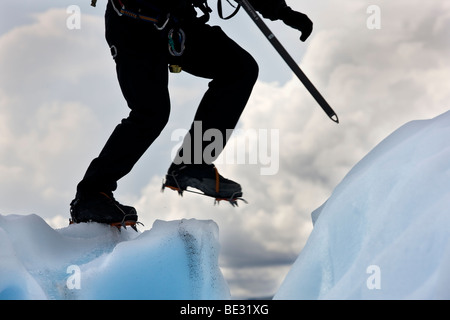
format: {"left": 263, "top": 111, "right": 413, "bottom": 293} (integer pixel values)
{"left": 69, "top": 218, "right": 143, "bottom": 232}
{"left": 161, "top": 180, "right": 248, "bottom": 207}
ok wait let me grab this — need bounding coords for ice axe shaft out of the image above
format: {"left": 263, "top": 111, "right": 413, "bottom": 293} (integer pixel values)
{"left": 236, "top": 0, "right": 339, "bottom": 123}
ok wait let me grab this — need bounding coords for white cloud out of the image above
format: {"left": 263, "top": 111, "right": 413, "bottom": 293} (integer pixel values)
{"left": 0, "top": 9, "right": 116, "bottom": 215}
{"left": 0, "top": 1, "right": 449, "bottom": 298}
{"left": 134, "top": 0, "right": 450, "bottom": 297}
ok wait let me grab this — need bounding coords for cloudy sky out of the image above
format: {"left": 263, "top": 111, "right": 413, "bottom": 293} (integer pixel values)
{"left": 1, "top": 0, "right": 449, "bottom": 298}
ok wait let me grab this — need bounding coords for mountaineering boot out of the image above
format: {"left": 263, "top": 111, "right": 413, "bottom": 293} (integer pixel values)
{"left": 163, "top": 163, "right": 243, "bottom": 202}
{"left": 70, "top": 192, "right": 138, "bottom": 228}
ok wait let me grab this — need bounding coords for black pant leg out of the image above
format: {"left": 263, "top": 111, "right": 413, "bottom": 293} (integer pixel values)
{"left": 77, "top": 7, "right": 170, "bottom": 195}
{"left": 173, "top": 24, "right": 259, "bottom": 165}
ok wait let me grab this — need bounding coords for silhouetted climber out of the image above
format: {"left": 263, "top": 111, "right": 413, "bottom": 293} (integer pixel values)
{"left": 70, "top": 0, "right": 313, "bottom": 228}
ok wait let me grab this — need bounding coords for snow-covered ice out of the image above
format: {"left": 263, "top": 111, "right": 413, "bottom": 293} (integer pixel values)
{"left": 1, "top": 111, "right": 450, "bottom": 300}
{"left": 0, "top": 217, "right": 230, "bottom": 299}
{"left": 275, "top": 110, "right": 450, "bottom": 300}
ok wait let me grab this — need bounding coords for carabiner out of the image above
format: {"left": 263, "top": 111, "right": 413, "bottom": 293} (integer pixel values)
{"left": 168, "top": 28, "right": 186, "bottom": 57}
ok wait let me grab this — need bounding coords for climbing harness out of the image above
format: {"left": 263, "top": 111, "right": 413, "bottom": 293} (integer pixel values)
{"left": 109, "top": 0, "right": 170, "bottom": 29}
{"left": 91, "top": 1, "right": 241, "bottom": 73}
{"left": 93, "top": 0, "right": 241, "bottom": 24}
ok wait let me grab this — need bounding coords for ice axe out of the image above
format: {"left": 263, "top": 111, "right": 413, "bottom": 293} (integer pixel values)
{"left": 235, "top": 0, "right": 339, "bottom": 123}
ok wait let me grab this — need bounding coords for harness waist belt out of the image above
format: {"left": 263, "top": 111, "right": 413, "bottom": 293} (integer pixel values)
{"left": 111, "top": 0, "right": 167, "bottom": 26}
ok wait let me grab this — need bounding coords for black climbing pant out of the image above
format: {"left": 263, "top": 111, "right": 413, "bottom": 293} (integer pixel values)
{"left": 77, "top": 2, "right": 259, "bottom": 195}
